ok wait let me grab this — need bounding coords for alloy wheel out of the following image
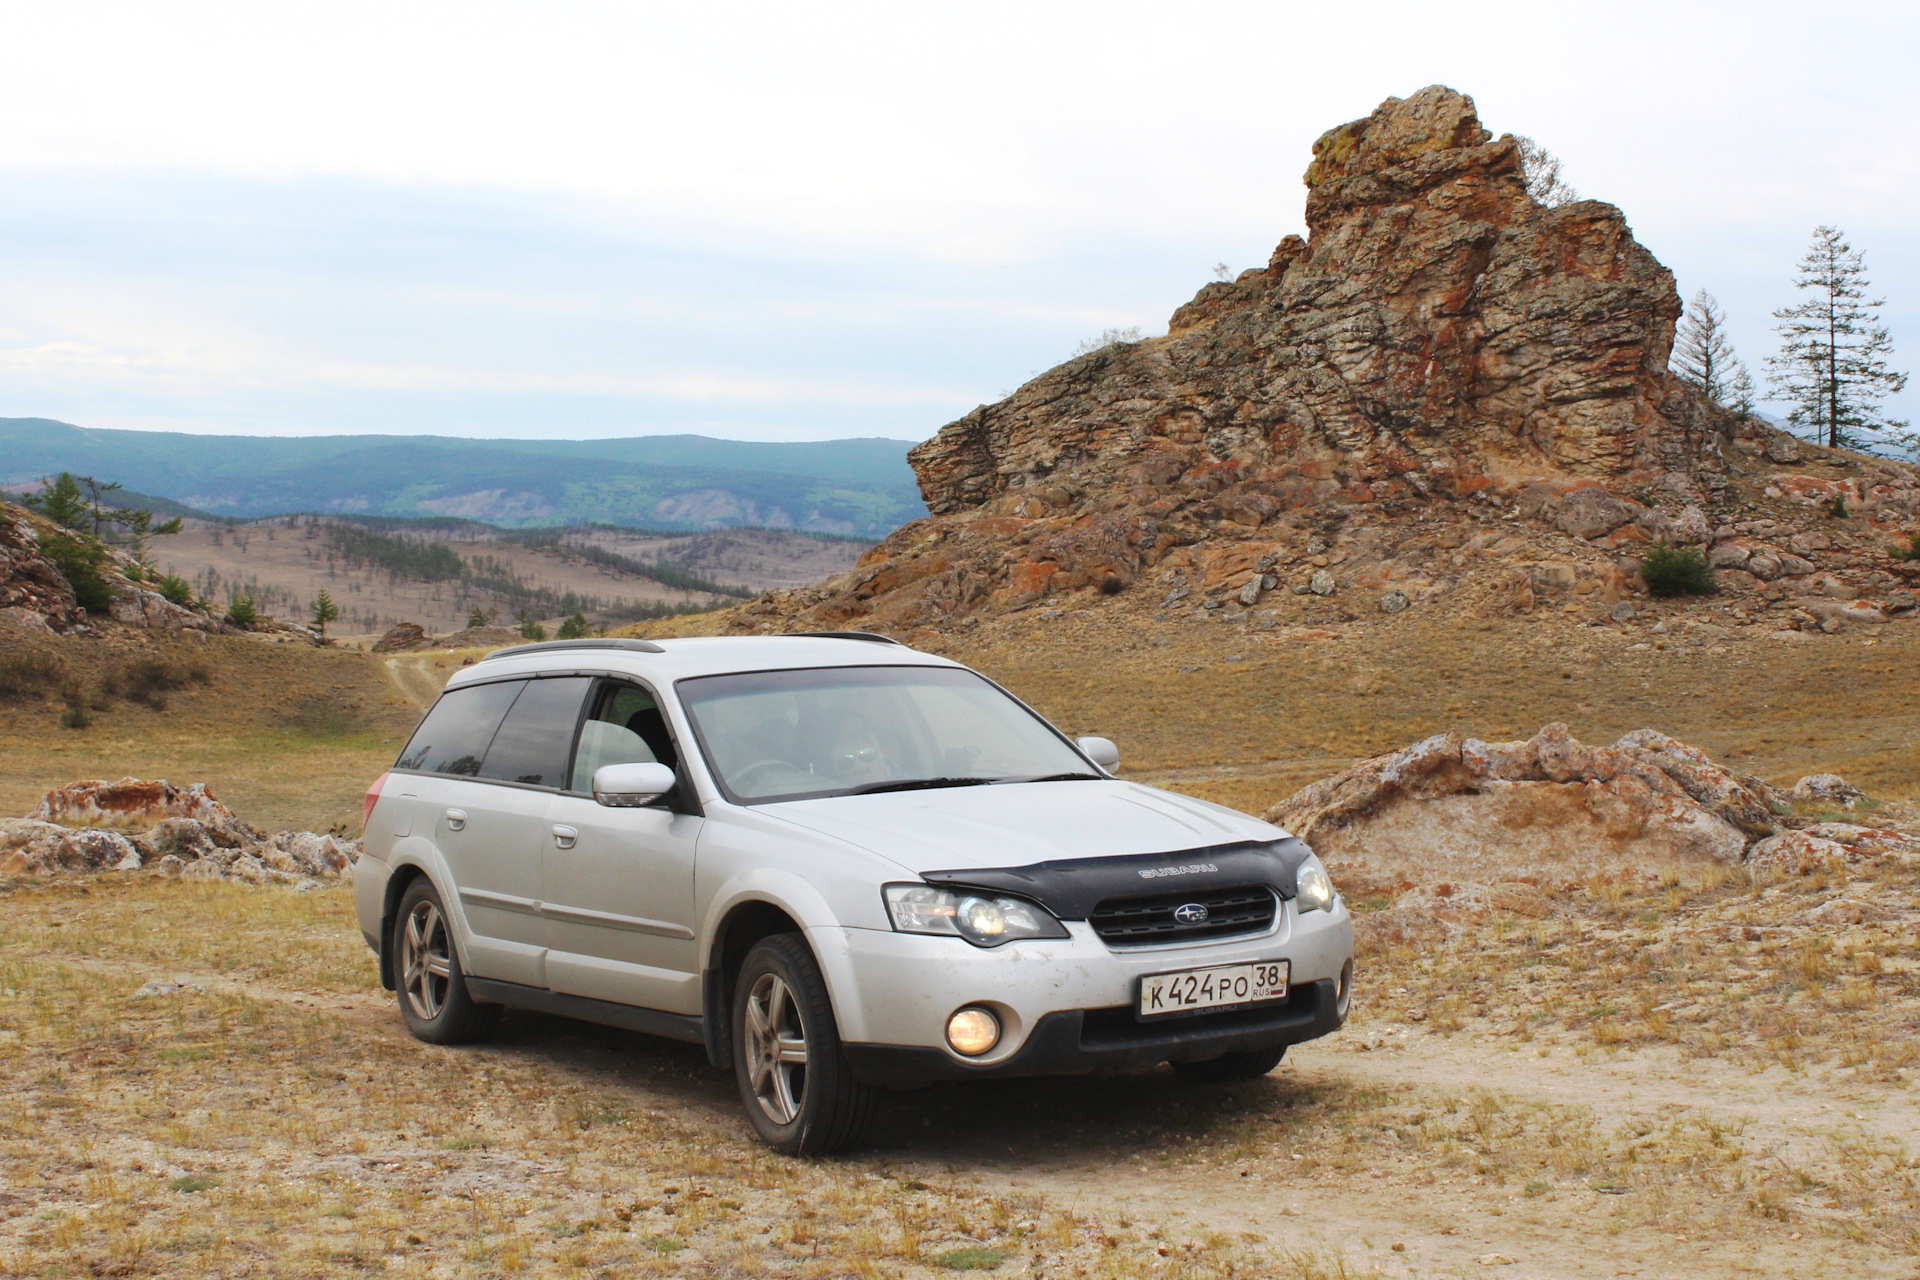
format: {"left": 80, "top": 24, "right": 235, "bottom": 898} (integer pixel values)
{"left": 401, "top": 899, "right": 452, "bottom": 1020}
{"left": 743, "top": 971, "right": 810, "bottom": 1124}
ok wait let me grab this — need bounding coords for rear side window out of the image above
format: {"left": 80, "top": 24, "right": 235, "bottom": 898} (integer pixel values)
{"left": 480, "top": 677, "right": 592, "bottom": 788}
{"left": 395, "top": 681, "right": 524, "bottom": 777}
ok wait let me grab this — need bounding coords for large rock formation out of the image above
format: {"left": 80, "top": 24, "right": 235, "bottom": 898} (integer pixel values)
{"left": 716, "top": 86, "right": 1920, "bottom": 636}
{"left": 2, "top": 778, "right": 357, "bottom": 883}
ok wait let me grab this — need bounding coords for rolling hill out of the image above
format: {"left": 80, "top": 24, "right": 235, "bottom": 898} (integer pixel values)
{"left": 0, "top": 418, "right": 926, "bottom": 535}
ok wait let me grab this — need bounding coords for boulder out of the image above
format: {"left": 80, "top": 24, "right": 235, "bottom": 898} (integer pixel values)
{"left": 373, "top": 622, "right": 433, "bottom": 653}
{"left": 31, "top": 778, "right": 253, "bottom": 834}
{"left": 1265, "top": 723, "right": 1784, "bottom": 874}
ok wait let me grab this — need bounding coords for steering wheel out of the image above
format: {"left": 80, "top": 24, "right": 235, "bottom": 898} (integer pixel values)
{"left": 732, "top": 759, "right": 811, "bottom": 795}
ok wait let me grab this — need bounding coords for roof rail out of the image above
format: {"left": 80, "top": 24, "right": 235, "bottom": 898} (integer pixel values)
{"left": 790, "top": 631, "right": 903, "bottom": 645}
{"left": 480, "top": 638, "right": 666, "bottom": 662}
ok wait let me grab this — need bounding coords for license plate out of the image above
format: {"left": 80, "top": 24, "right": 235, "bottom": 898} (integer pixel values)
{"left": 1138, "top": 960, "right": 1288, "bottom": 1019}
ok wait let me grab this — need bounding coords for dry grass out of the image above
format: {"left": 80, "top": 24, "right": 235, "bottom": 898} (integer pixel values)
{"left": 3, "top": 874, "right": 1916, "bottom": 1276}
{"left": 0, "top": 628, "right": 416, "bottom": 833}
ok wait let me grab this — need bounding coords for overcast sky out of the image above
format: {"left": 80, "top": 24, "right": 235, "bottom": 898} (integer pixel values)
{"left": 3, "top": 0, "right": 1916, "bottom": 442}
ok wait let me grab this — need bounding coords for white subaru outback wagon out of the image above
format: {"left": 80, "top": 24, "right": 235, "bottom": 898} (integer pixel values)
{"left": 354, "top": 634, "right": 1353, "bottom": 1154}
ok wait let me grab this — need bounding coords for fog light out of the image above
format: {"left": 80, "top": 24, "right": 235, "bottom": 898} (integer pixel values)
{"left": 945, "top": 1007, "right": 1000, "bottom": 1056}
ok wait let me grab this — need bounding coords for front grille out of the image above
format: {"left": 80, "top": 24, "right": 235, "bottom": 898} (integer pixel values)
{"left": 1088, "top": 885, "right": 1276, "bottom": 946}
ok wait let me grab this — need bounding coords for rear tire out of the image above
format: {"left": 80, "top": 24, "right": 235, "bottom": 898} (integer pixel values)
{"left": 1171, "top": 1044, "right": 1286, "bottom": 1082}
{"left": 731, "top": 934, "right": 873, "bottom": 1155}
{"left": 392, "top": 877, "right": 500, "bottom": 1045}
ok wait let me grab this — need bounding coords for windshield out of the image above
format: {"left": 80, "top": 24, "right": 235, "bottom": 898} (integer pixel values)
{"left": 677, "top": 664, "right": 1095, "bottom": 804}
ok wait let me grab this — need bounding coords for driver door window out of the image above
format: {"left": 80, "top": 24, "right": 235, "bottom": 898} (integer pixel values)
{"left": 569, "top": 681, "right": 678, "bottom": 792}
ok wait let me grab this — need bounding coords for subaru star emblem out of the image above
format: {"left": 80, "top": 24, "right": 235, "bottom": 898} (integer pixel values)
{"left": 1173, "top": 903, "right": 1210, "bottom": 925}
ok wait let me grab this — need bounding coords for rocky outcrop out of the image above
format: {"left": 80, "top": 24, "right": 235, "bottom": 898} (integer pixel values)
{"left": 32, "top": 777, "right": 243, "bottom": 829}
{"left": 1264, "top": 723, "right": 1918, "bottom": 874}
{"left": 373, "top": 622, "right": 433, "bottom": 652}
{"left": 0, "top": 505, "right": 82, "bottom": 633}
{"left": 711, "top": 87, "right": 1920, "bottom": 638}
{"left": 2, "top": 778, "right": 357, "bottom": 883}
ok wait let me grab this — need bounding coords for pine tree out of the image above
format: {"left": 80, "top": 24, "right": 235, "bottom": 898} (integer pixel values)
{"left": 311, "top": 590, "right": 341, "bottom": 638}
{"left": 1674, "top": 290, "right": 1755, "bottom": 415}
{"left": 1514, "top": 136, "right": 1579, "bottom": 208}
{"left": 27, "top": 473, "right": 92, "bottom": 531}
{"left": 1767, "top": 226, "right": 1908, "bottom": 451}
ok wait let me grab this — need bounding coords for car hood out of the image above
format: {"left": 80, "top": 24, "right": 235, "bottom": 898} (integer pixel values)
{"left": 756, "top": 779, "right": 1284, "bottom": 875}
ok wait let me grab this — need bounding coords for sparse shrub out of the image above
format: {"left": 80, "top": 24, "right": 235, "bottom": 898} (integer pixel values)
{"left": 0, "top": 652, "right": 65, "bottom": 701}
{"left": 1640, "top": 542, "right": 1716, "bottom": 598}
{"left": 519, "top": 616, "right": 547, "bottom": 641}
{"left": 115, "top": 658, "right": 195, "bottom": 710}
{"left": 1825, "top": 495, "right": 1849, "bottom": 519}
{"left": 556, "top": 611, "right": 590, "bottom": 639}
{"left": 157, "top": 574, "right": 194, "bottom": 606}
{"left": 226, "top": 595, "right": 258, "bottom": 628}
{"left": 1098, "top": 575, "right": 1125, "bottom": 595}
{"left": 466, "top": 607, "right": 495, "bottom": 629}
{"left": 124, "top": 563, "right": 144, "bottom": 583}
{"left": 36, "top": 531, "right": 116, "bottom": 613}
{"left": 60, "top": 702, "right": 92, "bottom": 730}
{"left": 1888, "top": 535, "right": 1920, "bottom": 562}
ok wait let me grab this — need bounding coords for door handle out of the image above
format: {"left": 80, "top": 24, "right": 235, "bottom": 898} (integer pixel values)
{"left": 444, "top": 808, "right": 466, "bottom": 831}
{"left": 551, "top": 824, "right": 578, "bottom": 849}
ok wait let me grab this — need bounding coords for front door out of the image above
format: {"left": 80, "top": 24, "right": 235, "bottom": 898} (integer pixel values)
{"left": 542, "top": 679, "right": 704, "bottom": 1015}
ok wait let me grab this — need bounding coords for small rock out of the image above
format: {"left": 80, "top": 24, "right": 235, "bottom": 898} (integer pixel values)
{"left": 1609, "top": 602, "right": 1636, "bottom": 622}
{"left": 1765, "top": 435, "right": 1803, "bottom": 464}
{"left": 1308, "top": 570, "right": 1335, "bottom": 596}
{"left": 1237, "top": 579, "right": 1264, "bottom": 607}
{"left": 1379, "top": 591, "right": 1409, "bottom": 614}
{"left": 1791, "top": 774, "right": 1866, "bottom": 808}
{"left": 1476, "top": 1255, "right": 1517, "bottom": 1267}
{"left": 134, "top": 980, "right": 202, "bottom": 997}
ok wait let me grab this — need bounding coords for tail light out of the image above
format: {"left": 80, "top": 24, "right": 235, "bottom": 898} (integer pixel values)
{"left": 363, "top": 772, "right": 389, "bottom": 829}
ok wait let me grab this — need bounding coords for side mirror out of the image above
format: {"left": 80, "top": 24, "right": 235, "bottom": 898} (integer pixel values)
{"left": 1076, "top": 736, "right": 1119, "bottom": 774}
{"left": 593, "top": 762, "right": 678, "bottom": 807}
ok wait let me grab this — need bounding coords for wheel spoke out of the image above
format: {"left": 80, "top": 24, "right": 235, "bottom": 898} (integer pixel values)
{"left": 425, "top": 955, "right": 451, "bottom": 979}
{"left": 776, "top": 1036, "right": 808, "bottom": 1065}
{"left": 745, "top": 999, "right": 770, "bottom": 1042}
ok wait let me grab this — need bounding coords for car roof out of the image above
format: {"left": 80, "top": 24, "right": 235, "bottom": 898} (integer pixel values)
{"left": 440, "top": 634, "right": 962, "bottom": 691}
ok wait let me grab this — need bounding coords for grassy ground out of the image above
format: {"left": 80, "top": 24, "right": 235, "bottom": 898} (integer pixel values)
{"left": 0, "top": 627, "right": 418, "bottom": 833}
{"left": 2, "top": 857, "right": 1915, "bottom": 1278}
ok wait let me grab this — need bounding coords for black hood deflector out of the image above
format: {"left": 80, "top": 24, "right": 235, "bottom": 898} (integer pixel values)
{"left": 919, "top": 839, "right": 1311, "bottom": 921}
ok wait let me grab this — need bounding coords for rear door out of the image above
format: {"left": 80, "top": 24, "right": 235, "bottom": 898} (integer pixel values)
{"left": 462, "top": 675, "right": 593, "bottom": 987}
{"left": 392, "top": 679, "right": 533, "bottom": 982}
{"left": 542, "top": 678, "right": 705, "bottom": 1015}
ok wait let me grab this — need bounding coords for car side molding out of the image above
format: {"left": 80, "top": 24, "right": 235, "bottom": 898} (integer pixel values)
{"left": 464, "top": 978, "right": 705, "bottom": 1046}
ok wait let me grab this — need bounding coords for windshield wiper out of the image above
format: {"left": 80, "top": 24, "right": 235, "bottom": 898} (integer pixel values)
{"left": 846, "top": 776, "right": 998, "bottom": 795}
{"left": 998, "top": 772, "right": 1105, "bottom": 784}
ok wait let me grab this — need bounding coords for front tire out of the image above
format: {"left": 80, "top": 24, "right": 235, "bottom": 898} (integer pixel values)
{"left": 731, "top": 934, "right": 873, "bottom": 1155}
{"left": 1171, "top": 1044, "right": 1287, "bottom": 1082}
{"left": 393, "top": 878, "right": 500, "bottom": 1045}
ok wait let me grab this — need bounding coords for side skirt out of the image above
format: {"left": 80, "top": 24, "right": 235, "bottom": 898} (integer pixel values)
{"left": 465, "top": 978, "right": 706, "bottom": 1047}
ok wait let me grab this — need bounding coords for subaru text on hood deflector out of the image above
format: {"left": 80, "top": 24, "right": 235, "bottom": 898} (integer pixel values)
{"left": 918, "top": 839, "right": 1314, "bottom": 921}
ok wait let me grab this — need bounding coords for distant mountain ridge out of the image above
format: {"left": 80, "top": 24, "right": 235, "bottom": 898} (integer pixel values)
{"left": 0, "top": 418, "right": 926, "bottom": 536}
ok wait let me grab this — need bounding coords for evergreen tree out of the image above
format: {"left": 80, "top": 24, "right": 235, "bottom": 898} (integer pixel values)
{"left": 310, "top": 590, "right": 341, "bottom": 638}
{"left": 556, "top": 611, "right": 590, "bottom": 639}
{"left": 1674, "top": 290, "right": 1755, "bottom": 415}
{"left": 26, "top": 473, "right": 91, "bottom": 531}
{"left": 1514, "top": 136, "right": 1579, "bottom": 207}
{"left": 1767, "top": 226, "right": 1908, "bottom": 450}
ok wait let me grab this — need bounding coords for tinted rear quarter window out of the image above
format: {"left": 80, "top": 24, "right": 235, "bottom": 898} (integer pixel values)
{"left": 395, "top": 681, "right": 524, "bottom": 776}
{"left": 480, "top": 676, "right": 592, "bottom": 788}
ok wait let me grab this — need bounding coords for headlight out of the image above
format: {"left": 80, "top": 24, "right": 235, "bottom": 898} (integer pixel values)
{"left": 884, "top": 884, "right": 1069, "bottom": 947}
{"left": 1295, "top": 854, "right": 1335, "bottom": 913}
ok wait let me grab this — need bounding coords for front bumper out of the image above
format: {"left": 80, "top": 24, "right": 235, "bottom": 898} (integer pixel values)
{"left": 844, "top": 976, "right": 1346, "bottom": 1083}
{"left": 812, "top": 898, "right": 1353, "bottom": 1082}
